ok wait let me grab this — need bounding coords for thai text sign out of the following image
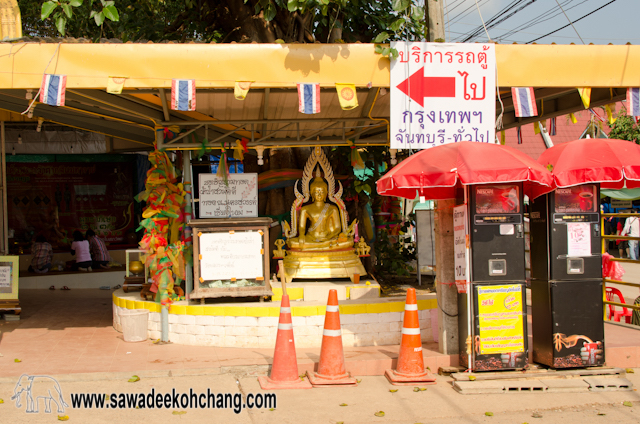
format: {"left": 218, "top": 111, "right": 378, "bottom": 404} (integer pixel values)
{"left": 199, "top": 231, "right": 264, "bottom": 281}
{"left": 453, "top": 205, "right": 469, "bottom": 293}
{"left": 199, "top": 173, "right": 258, "bottom": 218}
{"left": 390, "top": 42, "right": 496, "bottom": 149}
{"left": 477, "top": 284, "right": 524, "bottom": 354}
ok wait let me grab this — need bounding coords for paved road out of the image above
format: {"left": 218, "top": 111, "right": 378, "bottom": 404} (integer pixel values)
{"left": 0, "top": 369, "right": 639, "bottom": 423}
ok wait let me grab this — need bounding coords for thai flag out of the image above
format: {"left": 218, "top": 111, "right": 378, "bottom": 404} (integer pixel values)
{"left": 297, "top": 83, "right": 320, "bottom": 114}
{"left": 628, "top": 88, "right": 640, "bottom": 116}
{"left": 511, "top": 87, "right": 538, "bottom": 118}
{"left": 171, "top": 79, "right": 196, "bottom": 111}
{"left": 40, "top": 74, "right": 66, "bottom": 106}
{"left": 588, "top": 108, "right": 606, "bottom": 123}
{"left": 549, "top": 117, "right": 557, "bottom": 136}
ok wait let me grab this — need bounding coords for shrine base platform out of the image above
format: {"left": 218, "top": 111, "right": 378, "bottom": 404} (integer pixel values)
{"left": 112, "top": 288, "right": 438, "bottom": 348}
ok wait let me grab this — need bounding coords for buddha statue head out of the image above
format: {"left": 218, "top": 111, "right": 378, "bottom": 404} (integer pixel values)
{"left": 310, "top": 169, "right": 328, "bottom": 203}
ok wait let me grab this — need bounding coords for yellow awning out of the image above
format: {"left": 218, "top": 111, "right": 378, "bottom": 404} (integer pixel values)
{"left": 0, "top": 43, "right": 638, "bottom": 89}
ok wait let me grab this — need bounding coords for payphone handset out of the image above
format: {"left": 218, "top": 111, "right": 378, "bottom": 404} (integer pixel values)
{"left": 469, "top": 183, "right": 526, "bottom": 282}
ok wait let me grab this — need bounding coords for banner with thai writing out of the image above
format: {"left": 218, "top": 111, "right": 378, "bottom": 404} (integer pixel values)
{"left": 453, "top": 205, "right": 469, "bottom": 293}
{"left": 477, "top": 284, "right": 525, "bottom": 355}
{"left": 390, "top": 42, "right": 496, "bottom": 149}
{"left": 199, "top": 173, "right": 258, "bottom": 218}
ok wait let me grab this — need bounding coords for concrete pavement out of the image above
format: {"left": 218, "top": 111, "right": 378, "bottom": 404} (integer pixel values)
{"left": 0, "top": 369, "right": 639, "bottom": 423}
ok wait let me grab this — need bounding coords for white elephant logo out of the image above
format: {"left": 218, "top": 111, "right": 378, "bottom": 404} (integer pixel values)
{"left": 11, "top": 374, "right": 69, "bottom": 414}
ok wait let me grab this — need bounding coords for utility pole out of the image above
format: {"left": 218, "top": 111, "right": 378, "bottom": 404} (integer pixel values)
{"left": 426, "top": 0, "right": 459, "bottom": 355}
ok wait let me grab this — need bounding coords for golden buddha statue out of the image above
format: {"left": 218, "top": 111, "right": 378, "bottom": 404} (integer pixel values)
{"left": 279, "top": 146, "right": 367, "bottom": 283}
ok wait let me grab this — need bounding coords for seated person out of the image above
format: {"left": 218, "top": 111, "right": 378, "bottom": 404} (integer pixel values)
{"left": 86, "top": 229, "right": 110, "bottom": 269}
{"left": 287, "top": 175, "right": 352, "bottom": 251}
{"left": 28, "top": 235, "right": 53, "bottom": 274}
{"left": 71, "top": 230, "right": 92, "bottom": 271}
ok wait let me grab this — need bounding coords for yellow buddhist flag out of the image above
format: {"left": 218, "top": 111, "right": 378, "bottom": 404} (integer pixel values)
{"left": 234, "top": 81, "right": 251, "bottom": 100}
{"left": 500, "top": 130, "right": 505, "bottom": 145}
{"left": 605, "top": 103, "right": 617, "bottom": 125}
{"left": 106, "top": 77, "right": 127, "bottom": 94}
{"left": 577, "top": 87, "right": 591, "bottom": 109}
{"left": 569, "top": 113, "right": 578, "bottom": 124}
{"left": 533, "top": 121, "right": 541, "bottom": 135}
{"left": 336, "top": 83, "right": 358, "bottom": 110}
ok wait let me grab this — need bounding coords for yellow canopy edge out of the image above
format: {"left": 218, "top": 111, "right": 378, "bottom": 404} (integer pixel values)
{"left": 0, "top": 43, "right": 638, "bottom": 89}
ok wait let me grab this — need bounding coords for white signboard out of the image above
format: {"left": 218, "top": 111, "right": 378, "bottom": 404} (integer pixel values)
{"left": 453, "top": 205, "right": 469, "bottom": 293}
{"left": 199, "top": 173, "right": 258, "bottom": 218}
{"left": 199, "top": 231, "right": 264, "bottom": 281}
{"left": 567, "top": 222, "right": 591, "bottom": 257}
{"left": 390, "top": 42, "right": 496, "bottom": 149}
{"left": 0, "top": 266, "right": 10, "bottom": 288}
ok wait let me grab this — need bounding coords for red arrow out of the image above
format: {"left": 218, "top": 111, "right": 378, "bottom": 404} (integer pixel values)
{"left": 396, "top": 67, "right": 455, "bottom": 107}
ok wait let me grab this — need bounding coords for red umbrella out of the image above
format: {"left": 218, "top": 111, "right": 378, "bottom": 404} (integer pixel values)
{"left": 537, "top": 138, "right": 640, "bottom": 189}
{"left": 376, "top": 141, "right": 554, "bottom": 200}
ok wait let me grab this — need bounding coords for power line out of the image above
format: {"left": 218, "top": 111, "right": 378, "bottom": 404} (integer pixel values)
{"left": 462, "top": 0, "right": 539, "bottom": 42}
{"left": 451, "top": 0, "right": 527, "bottom": 41}
{"left": 526, "top": 0, "right": 618, "bottom": 43}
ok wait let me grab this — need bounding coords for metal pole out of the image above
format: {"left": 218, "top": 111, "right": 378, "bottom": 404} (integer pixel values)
{"left": 182, "top": 150, "right": 193, "bottom": 300}
{"left": 161, "top": 306, "right": 169, "bottom": 342}
{"left": 1, "top": 121, "right": 7, "bottom": 254}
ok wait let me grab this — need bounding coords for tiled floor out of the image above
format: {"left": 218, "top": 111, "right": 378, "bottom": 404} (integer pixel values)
{"left": 1, "top": 289, "right": 639, "bottom": 379}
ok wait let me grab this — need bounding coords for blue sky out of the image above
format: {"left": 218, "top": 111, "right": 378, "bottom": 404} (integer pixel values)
{"left": 443, "top": 0, "right": 639, "bottom": 44}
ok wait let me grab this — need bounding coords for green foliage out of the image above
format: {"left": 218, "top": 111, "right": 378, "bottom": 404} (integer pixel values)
{"left": 38, "top": 0, "right": 119, "bottom": 36}
{"left": 374, "top": 221, "right": 416, "bottom": 277}
{"left": 20, "top": 0, "right": 425, "bottom": 43}
{"left": 608, "top": 107, "right": 640, "bottom": 143}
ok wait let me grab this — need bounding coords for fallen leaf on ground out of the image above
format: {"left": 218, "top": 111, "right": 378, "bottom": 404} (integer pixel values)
{"left": 356, "top": 379, "right": 362, "bottom": 383}
{"left": 339, "top": 403, "right": 348, "bottom": 407}
{"left": 172, "top": 411, "right": 186, "bottom": 415}
{"left": 597, "top": 412, "right": 606, "bottom": 416}
{"left": 469, "top": 376, "right": 476, "bottom": 381}
{"left": 0, "top": 399, "right": 4, "bottom": 404}
{"left": 337, "top": 422, "right": 344, "bottom": 424}
{"left": 532, "top": 412, "right": 543, "bottom": 418}
{"left": 389, "top": 389, "right": 398, "bottom": 393}
{"left": 623, "top": 401, "right": 633, "bottom": 407}
{"left": 374, "top": 411, "right": 385, "bottom": 417}
{"left": 128, "top": 375, "right": 140, "bottom": 383}
{"left": 153, "top": 339, "right": 161, "bottom": 344}
{"left": 14, "top": 359, "right": 21, "bottom": 363}
{"left": 626, "top": 368, "right": 634, "bottom": 374}
{"left": 485, "top": 412, "right": 494, "bottom": 416}
{"left": 58, "top": 415, "right": 69, "bottom": 421}
{"left": 269, "top": 408, "right": 275, "bottom": 411}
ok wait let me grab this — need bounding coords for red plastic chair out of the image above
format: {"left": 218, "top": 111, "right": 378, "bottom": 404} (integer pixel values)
{"left": 605, "top": 287, "right": 633, "bottom": 323}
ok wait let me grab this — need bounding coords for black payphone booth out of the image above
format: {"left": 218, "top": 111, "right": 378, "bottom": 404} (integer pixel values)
{"left": 459, "top": 183, "right": 529, "bottom": 371}
{"left": 530, "top": 183, "right": 605, "bottom": 368}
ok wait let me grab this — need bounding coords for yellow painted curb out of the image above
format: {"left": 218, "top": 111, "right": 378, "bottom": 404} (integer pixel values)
{"left": 339, "top": 304, "right": 367, "bottom": 315}
{"left": 202, "top": 306, "right": 225, "bottom": 316}
{"left": 224, "top": 306, "right": 247, "bottom": 316}
{"left": 388, "top": 302, "right": 405, "bottom": 313}
{"left": 187, "top": 305, "right": 204, "bottom": 315}
{"left": 292, "top": 306, "right": 318, "bottom": 316}
{"left": 170, "top": 305, "right": 187, "bottom": 315}
{"left": 366, "top": 303, "right": 391, "bottom": 314}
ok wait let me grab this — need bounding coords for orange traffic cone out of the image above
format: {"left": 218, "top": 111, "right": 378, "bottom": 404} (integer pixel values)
{"left": 385, "top": 288, "right": 437, "bottom": 385}
{"left": 258, "top": 294, "right": 312, "bottom": 389}
{"left": 307, "top": 289, "right": 357, "bottom": 387}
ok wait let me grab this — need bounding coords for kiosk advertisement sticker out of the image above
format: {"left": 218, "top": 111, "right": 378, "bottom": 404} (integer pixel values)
{"left": 390, "top": 42, "right": 496, "bottom": 149}
{"left": 554, "top": 185, "right": 597, "bottom": 213}
{"left": 0, "top": 256, "right": 19, "bottom": 298}
{"left": 474, "top": 185, "right": 520, "bottom": 214}
{"left": 453, "top": 205, "right": 469, "bottom": 293}
{"left": 567, "top": 222, "right": 591, "bottom": 257}
{"left": 199, "top": 173, "right": 258, "bottom": 218}
{"left": 477, "top": 284, "right": 524, "bottom": 355}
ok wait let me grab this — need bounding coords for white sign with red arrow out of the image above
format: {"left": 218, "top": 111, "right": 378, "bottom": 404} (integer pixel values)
{"left": 390, "top": 42, "right": 496, "bottom": 150}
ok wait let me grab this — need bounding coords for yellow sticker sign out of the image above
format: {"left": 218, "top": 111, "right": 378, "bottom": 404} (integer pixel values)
{"left": 477, "top": 284, "right": 524, "bottom": 355}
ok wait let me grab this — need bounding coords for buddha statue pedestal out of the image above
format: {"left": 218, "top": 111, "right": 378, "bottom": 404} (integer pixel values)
{"left": 277, "top": 146, "right": 369, "bottom": 284}
{"left": 283, "top": 248, "right": 366, "bottom": 284}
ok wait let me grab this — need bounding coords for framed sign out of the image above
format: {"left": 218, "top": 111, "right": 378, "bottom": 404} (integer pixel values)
{"left": 0, "top": 256, "right": 21, "bottom": 315}
{"left": 199, "top": 173, "right": 258, "bottom": 218}
{"left": 191, "top": 218, "right": 273, "bottom": 299}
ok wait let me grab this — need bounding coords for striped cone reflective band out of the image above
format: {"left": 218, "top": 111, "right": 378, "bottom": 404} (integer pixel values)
{"left": 307, "top": 289, "right": 357, "bottom": 387}
{"left": 385, "top": 288, "right": 436, "bottom": 386}
{"left": 258, "top": 294, "right": 312, "bottom": 389}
